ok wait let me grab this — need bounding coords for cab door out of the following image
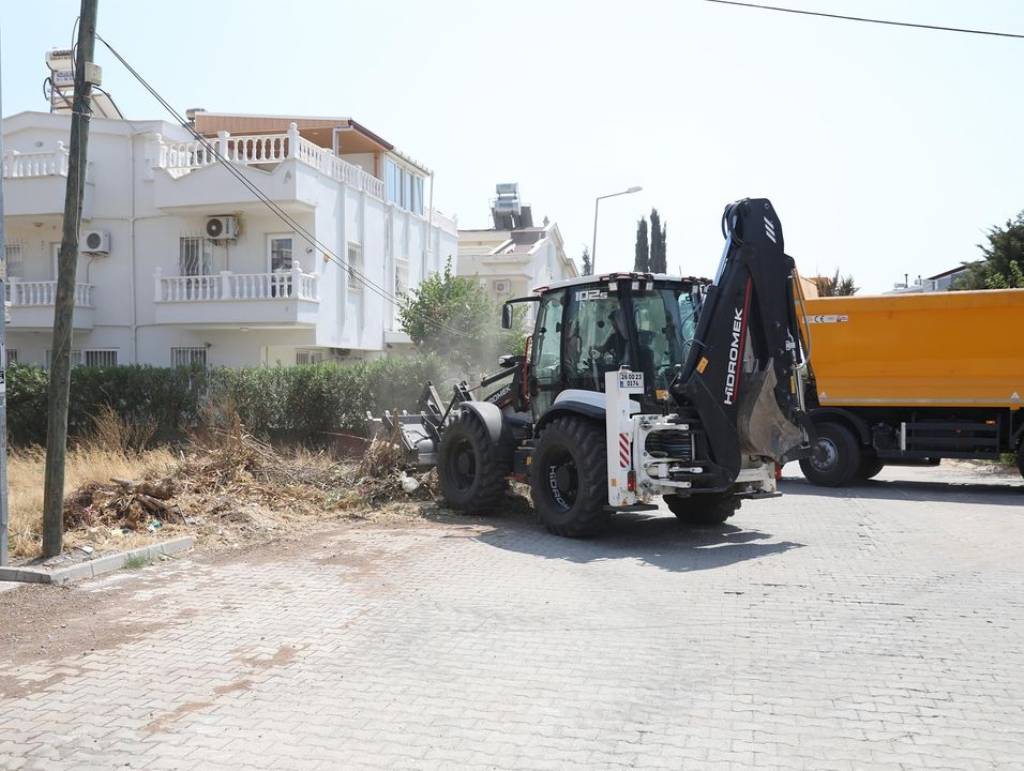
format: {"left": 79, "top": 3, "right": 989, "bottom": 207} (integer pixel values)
{"left": 529, "top": 289, "right": 566, "bottom": 419}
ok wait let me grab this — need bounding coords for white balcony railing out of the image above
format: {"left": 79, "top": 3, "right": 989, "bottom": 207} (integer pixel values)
{"left": 2, "top": 145, "right": 70, "bottom": 178}
{"left": 5, "top": 279, "right": 94, "bottom": 307}
{"left": 157, "top": 123, "right": 386, "bottom": 200}
{"left": 154, "top": 267, "right": 319, "bottom": 303}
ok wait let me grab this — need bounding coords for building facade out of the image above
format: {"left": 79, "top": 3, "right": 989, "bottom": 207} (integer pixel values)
{"left": 457, "top": 184, "right": 578, "bottom": 308}
{"left": 2, "top": 109, "right": 458, "bottom": 368}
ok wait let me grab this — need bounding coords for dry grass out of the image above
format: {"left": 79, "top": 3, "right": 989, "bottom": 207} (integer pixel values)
{"left": 7, "top": 445, "right": 176, "bottom": 559}
{"left": 7, "top": 403, "right": 437, "bottom": 561}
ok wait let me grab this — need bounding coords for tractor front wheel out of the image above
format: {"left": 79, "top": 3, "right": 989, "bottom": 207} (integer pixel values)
{"left": 530, "top": 416, "right": 609, "bottom": 537}
{"left": 664, "top": 493, "right": 739, "bottom": 527}
{"left": 437, "top": 412, "right": 510, "bottom": 512}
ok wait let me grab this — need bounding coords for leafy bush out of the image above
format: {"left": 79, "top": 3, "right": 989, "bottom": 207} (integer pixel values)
{"left": 5, "top": 356, "right": 445, "bottom": 447}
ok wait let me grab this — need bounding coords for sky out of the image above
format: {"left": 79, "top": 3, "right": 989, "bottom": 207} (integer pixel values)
{"left": 3, "top": 0, "right": 1023, "bottom": 293}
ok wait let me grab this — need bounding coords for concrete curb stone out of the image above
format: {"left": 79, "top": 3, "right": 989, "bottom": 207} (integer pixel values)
{"left": 0, "top": 536, "right": 194, "bottom": 586}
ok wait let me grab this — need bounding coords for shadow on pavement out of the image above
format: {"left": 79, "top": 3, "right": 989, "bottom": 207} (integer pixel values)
{"left": 779, "top": 476, "right": 1024, "bottom": 505}
{"left": 471, "top": 506, "right": 803, "bottom": 574}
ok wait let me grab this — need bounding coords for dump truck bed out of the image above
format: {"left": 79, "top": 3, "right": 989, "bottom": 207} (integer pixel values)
{"left": 803, "top": 288, "right": 1024, "bottom": 409}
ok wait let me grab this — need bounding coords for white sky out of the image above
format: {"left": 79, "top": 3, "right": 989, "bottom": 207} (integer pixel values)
{"left": 3, "top": 0, "right": 1023, "bottom": 293}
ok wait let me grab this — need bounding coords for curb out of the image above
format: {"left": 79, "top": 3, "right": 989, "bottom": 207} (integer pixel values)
{"left": 0, "top": 536, "right": 194, "bottom": 586}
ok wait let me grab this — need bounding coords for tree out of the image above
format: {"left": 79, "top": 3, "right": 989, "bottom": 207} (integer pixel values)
{"left": 399, "top": 259, "right": 517, "bottom": 375}
{"left": 634, "top": 218, "right": 649, "bottom": 272}
{"left": 581, "top": 246, "right": 592, "bottom": 276}
{"left": 649, "top": 208, "right": 667, "bottom": 273}
{"left": 953, "top": 210, "right": 1024, "bottom": 290}
{"left": 814, "top": 269, "right": 858, "bottom": 297}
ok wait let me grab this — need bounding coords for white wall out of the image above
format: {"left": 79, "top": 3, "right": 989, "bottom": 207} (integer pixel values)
{"left": 3, "top": 111, "right": 459, "bottom": 368}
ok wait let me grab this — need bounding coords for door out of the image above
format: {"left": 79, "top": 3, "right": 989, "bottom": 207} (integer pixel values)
{"left": 529, "top": 289, "right": 566, "bottom": 419}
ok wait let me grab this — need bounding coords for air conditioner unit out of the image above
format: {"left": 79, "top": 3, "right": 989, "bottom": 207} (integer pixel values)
{"left": 205, "top": 215, "right": 239, "bottom": 240}
{"left": 82, "top": 230, "right": 110, "bottom": 254}
{"left": 493, "top": 280, "right": 510, "bottom": 294}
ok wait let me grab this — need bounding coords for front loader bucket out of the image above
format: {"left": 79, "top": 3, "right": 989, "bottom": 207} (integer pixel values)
{"left": 366, "top": 410, "right": 439, "bottom": 468}
{"left": 365, "top": 381, "right": 448, "bottom": 468}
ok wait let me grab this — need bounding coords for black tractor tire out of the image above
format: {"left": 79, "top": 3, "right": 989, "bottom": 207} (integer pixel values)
{"left": 437, "top": 411, "right": 511, "bottom": 512}
{"left": 529, "top": 416, "right": 609, "bottom": 537}
{"left": 855, "top": 455, "right": 885, "bottom": 481}
{"left": 1017, "top": 445, "right": 1024, "bottom": 481}
{"left": 664, "top": 493, "right": 740, "bottom": 527}
{"left": 798, "top": 421, "right": 861, "bottom": 487}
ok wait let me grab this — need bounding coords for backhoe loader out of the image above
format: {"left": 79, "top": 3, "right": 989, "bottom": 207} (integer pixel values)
{"left": 373, "top": 198, "right": 814, "bottom": 536}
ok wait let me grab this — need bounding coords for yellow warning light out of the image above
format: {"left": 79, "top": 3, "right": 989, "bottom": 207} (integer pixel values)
{"left": 697, "top": 357, "right": 709, "bottom": 374}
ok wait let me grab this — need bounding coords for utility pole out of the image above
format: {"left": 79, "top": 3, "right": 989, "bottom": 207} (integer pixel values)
{"left": 42, "top": 0, "right": 100, "bottom": 557}
{"left": 0, "top": 34, "right": 9, "bottom": 565}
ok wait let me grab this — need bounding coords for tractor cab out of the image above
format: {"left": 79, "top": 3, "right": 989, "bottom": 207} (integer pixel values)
{"left": 504, "top": 274, "right": 710, "bottom": 418}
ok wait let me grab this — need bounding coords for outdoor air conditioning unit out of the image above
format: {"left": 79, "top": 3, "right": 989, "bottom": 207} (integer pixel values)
{"left": 493, "top": 280, "right": 510, "bottom": 294}
{"left": 205, "top": 215, "right": 239, "bottom": 240}
{"left": 82, "top": 230, "right": 110, "bottom": 255}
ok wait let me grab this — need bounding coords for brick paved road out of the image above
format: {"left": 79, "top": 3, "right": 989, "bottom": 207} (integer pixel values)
{"left": 1, "top": 464, "right": 1023, "bottom": 769}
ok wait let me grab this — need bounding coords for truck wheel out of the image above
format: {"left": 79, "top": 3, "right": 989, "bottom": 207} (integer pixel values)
{"left": 856, "top": 455, "right": 885, "bottom": 480}
{"left": 437, "top": 412, "right": 510, "bottom": 512}
{"left": 530, "top": 416, "right": 609, "bottom": 537}
{"left": 664, "top": 493, "right": 740, "bottom": 527}
{"left": 799, "top": 422, "right": 860, "bottom": 487}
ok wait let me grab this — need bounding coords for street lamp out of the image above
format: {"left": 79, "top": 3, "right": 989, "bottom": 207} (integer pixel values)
{"left": 591, "top": 186, "right": 642, "bottom": 273}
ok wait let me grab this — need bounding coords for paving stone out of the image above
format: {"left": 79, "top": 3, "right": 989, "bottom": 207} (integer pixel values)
{"left": 0, "top": 465, "right": 1021, "bottom": 768}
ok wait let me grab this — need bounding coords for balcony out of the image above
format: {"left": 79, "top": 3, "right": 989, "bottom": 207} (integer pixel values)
{"left": 152, "top": 267, "right": 320, "bottom": 328}
{"left": 2, "top": 145, "right": 94, "bottom": 218}
{"left": 5, "top": 279, "right": 96, "bottom": 329}
{"left": 151, "top": 124, "right": 385, "bottom": 210}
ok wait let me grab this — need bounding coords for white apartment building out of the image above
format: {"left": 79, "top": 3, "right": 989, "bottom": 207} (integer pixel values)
{"left": 457, "top": 184, "right": 578, "bottom": 307}
{"left": 1, "top": 109, "right": 458, "bottom": 368}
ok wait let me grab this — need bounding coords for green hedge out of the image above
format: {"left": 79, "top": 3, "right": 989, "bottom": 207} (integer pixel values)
{"left": 5, "top": 356, "right": 445, "bottom": 447}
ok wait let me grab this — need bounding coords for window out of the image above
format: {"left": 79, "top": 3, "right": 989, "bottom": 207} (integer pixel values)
{"left": 45, "top": 349, "right": 82, "bottom": 369}
{"left": 5, "top": 349, "right": 18, "bottom": 366}
{"left": 411, "top": 175, "right": 424, "bottom": 216}
{"left": 171, "top": 347, "right": 207, "bottom": 367}
{"left": 383, "top": 158, "right": 424, "bottom": 215}
{"left": 347, "top": 243, "right": 363, "bottom": 290}
{"left": 84, "top": 349, "right": 118, "bottom": 368}
{"left": 268, "top": 235, "right": 294, "bottom": 272}
{"left": 296, "top": 350, "right": 324, "bottom": 365}
{"left": 563, "top": 289, "right": 628, "bottom": 393}
{"left": 179, "top": 236, "right": 212, "bottom": 276}
{"left": 5, "top": 244, "right": 24, "bottom": 279}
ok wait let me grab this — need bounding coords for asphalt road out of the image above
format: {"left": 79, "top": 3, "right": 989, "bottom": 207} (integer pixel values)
{"left": 1, "top": 462, "right": 1022, "bottom": 769}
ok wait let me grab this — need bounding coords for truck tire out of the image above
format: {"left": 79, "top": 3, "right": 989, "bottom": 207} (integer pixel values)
{"left": 530, "top": 416, "right": 609, "bottom": 537}
{"left": 799, "top": 421, "right": 861, "bottom": 487}
{"left": 437, "top": 411, "right": 510, "bottom": 512}
{"left": 664, "top": 493, "right": 740, "bottom": 527}
{"left": 856, "top": 455, "right": 885, "bottom": 481}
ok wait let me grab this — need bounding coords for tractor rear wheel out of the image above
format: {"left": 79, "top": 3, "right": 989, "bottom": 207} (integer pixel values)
{"left": 1017, "top": 445, "right": 1024, "bottom": 481}
{"left": 530, "top": 416, "right": 609, "bottom": 537}
{"left": 664, "top": 493, "right": 739, "bottom": 527}
{"left": 437, "top": 412, "right": 510, "bottom": 512}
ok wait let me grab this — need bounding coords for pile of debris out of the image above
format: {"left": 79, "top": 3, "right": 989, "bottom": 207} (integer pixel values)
{"left": 60, "top": 411, "right": 440, "bottom": 548}
{"left": 63, "top": 476, "right": 184, "bottom": 531}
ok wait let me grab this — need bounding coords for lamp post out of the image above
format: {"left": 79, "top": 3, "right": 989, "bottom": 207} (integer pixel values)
{"left": 591, "top": 186, "right": 642, "bottom": 273}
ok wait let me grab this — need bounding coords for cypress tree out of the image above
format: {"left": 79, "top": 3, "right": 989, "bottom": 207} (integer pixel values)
{"left": 634, "top": 218, "right": 650, "bottom": 272}
{"left": 649, "top": 209, "right": 666, "bottom": 273}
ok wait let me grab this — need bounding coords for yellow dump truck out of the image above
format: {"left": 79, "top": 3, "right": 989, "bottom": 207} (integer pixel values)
{"left": 798, "top": 288, "right": 1024, "bottom": 486}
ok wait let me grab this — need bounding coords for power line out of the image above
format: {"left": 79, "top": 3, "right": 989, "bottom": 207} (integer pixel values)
{"left": 704, "top": 0, "right": 1024, "bottom": 40}
{"left": 94, "top": 34, "right": 471, "bottom": 340}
